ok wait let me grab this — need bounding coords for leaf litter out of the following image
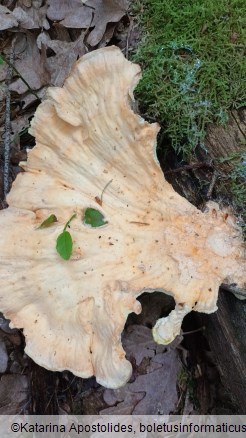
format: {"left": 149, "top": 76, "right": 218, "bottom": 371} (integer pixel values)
{"left": 100, "top": 325, "right": 182, "bottom": 415}
{"left": 47, "top": 0, "right": 93, "bottom": 29}
{"left": 9, "top": 33, "right": 50, "bottom": 94}
{"left": 85, "top": 0, "right": 129, "bottom": 46}
{"left": 0, "top": 6, "right": 18, "bottom": 31}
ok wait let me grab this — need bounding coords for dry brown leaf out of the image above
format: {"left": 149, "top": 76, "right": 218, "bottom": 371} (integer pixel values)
{"left": 102, "top": 350, "right": 181, "bottom": 415}
{"left": 48, "top": 23, "right": 72, "bottom": 42}
{"left": 21, "top": 87, "right": 47, "bottom": 109}
{"left": 98, "top": 23, "right": 117, "bottom": 48}
{"left": 0, "top": 374, "right": 29, "bottom": 414}
{"left": 47, "top": 0, "right": 85, "bottom": 20}
{"left": 85, "top": 0, "right": 128, "bottom": 46}
{"left": 13, "top": 7, "right": 42, "bottom": 29}
{"left": 47, "top": 0, "right": 93, "bottom": 28}
{"left": 0, "top": 64, "right": 8, "bottom": 82}
{"left": 14, "top": 0, "right": 50, "bottom": 30}
{"left": 10, "top": 112, "right": 32, "bottom": 142}
{"left": 9, "top": 33, "right": 49, "bottom": 94}
{"left": 101, "top": 326, "right": 181, "bottom": 414}
{"left": 0, "top": 5, "right": 18, "bottom": 30}
{"left": 36, "top": 31, "right": 51, "bottom": 49}
{"left": 101, "top": 388, "right": 144, "bottom": 414}
{"left": 122, "top": 325, "right": 166, "bottom": 366}
{"left": 18, "top": 0, "right": 32, "bottom": 7}
{"left": 43, "top": 34, "right": 86, "bottom": 86}
{"left": 131, "top": 351, "right": 181, "bottom": 414}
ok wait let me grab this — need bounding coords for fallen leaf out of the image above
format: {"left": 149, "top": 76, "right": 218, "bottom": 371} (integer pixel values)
{"left": 98, "top": 23, "right": 117, "bottom": 48}
{"left": 20, "top": 87, "right": 47, "bottom": 109}
{"left": 101, "top": 386, "right": 144, "bottom": 414}
{"left": 43, "top": 34, "right": 86, "bottom": 86}
{"left": 0, "top": 5, "right": 18, "bottom": 30}
{"left": 0, "top": 374, "right": 29, "bottom": 414}
{"left": 56, "top": 231, "right": 73, "bottom": 260}
{"left": 102, "top": 350, "right": 181, "bottom": 415}
{"left": 37, "top": 214, "right": 58, "bottom": 229}
{"left": 122, "top": 325, "right": 166, "bottom": 366}
{"left": 131, "top": 350, "right": 181, "bottom": 414}
{"left": 48, "top": 23, "right": 72, "bottom": 43}
{"left": 36, "top": 30, "right": 52, "bottom": 49}
{"left": 101, "top": 326, "right": 181, "bottom": 414}
{"left": 85, "top": 0, "right": 128, "bottom": 46}
{"left": 0, "top": 64, "right": 8, "bottom": 82}
{"left": 9, "top": 33, "right": 50, "bottom": 94}
{"left": 10, "top": 112, "right": 32, "bottom": 143}
{"left": 47, "top": 0, "right": 93, "bottom": 28}
{"left": 13, "top": 0, "right": 50, "bottom": 30}
{"left": 84, "top": 208, "right": 108, "bottom": 227}
{"left": 13, "top": 7, "right": 41, "bottom": 29}
{"left": 18, "top": 0, "right": 32, "bottom": 7}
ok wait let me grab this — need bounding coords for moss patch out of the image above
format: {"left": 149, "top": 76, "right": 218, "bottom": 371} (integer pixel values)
{"left": 217, "top": 150, "right": 246, "bottom": 234}
{"left": 132, "top": 0, "right": 246, "bottom": 158}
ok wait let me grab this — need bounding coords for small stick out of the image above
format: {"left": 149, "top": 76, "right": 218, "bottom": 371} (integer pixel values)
{"left": 95, "top": 179, "right": 113, "bottom": 206}
{"left": 206, "top": 170, "right": 218, "bottom": 199}
{"left": 125, "top": 17, "right": 134, "bottom": 59}
{"left": 3, "top": 43, "right": 15, "bottom": 197}
{"left": 100, "top": 179, "right": 113, "bottom": 204}
{"left": 182, "top": 326, "right": 206, "bottom": 335}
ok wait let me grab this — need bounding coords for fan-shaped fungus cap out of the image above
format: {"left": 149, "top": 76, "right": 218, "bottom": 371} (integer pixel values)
{"left": 0, "top": 47, "right": 245, "bottom": 388}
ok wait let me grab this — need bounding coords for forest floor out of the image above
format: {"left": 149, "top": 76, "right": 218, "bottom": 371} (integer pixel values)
{"left": 0, "top": 0, "right": 245, "bottom": 415}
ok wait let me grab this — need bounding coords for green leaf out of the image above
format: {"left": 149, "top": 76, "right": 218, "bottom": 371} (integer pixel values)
{"left": 84, "top": 208, "right": 108, "bottom": 227}
{"left": 37, "top": 214, "right": 58, "bottom": 229}
{"left": 0, "top": 55, "right": 4, "bottom": 65}
{"left": 56, "top": 231, "right": 73, "bottom": 260}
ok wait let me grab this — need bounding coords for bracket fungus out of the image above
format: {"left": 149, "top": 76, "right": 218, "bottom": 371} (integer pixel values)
{"left": 0, "top": 46, "right": 245, "bottom": 388}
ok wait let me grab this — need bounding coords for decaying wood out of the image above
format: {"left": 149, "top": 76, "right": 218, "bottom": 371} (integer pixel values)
{"left": 205, "top": 108, "right": 246, "bottom": 172}
{"left": 164, "top": 108, "right": 246, "bottom": 411}
{"left": 199, "top": 292, "right": 246, "bottom": 411}
{"left": 30, "top": 362, "right": 58, "bottom": 414}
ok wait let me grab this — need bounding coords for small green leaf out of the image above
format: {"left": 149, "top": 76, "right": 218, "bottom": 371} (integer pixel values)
{"left": 37, "top": 214, "right": 58, "bottom": 229}
{"left": 0, "top": 55, "right": 4, "bottom": 65}
{"left": 56, "top": 231, "right": 73, "bottom": 260}
{"left": 84, "top": 208, "right": 108, "bottom": 227}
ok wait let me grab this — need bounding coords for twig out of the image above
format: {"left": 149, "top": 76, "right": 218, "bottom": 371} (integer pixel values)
{"left": 3, "top": 43, "right": 14, "bottom": 198}
{"left": 183, "top": 326, "right": 206, "bottom": 336}
{"left": 125, "top": 17, "right": 134, "bottom": 59}
{"left": 164, "top": 161, "right": 214, "bottom": 175}
{"left": 206, "top": 170, "right": 218, "bottom": 199}
{"left": 1, "top": 53, "right": 41, "bottom": 102}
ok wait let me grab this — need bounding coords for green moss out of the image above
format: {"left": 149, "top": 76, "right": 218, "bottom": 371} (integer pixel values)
{"left": 217, "top": 150, "right": 246, "bottom": 235}
{"left": 132, "top": 0, "right": 246, "bottom": 158}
